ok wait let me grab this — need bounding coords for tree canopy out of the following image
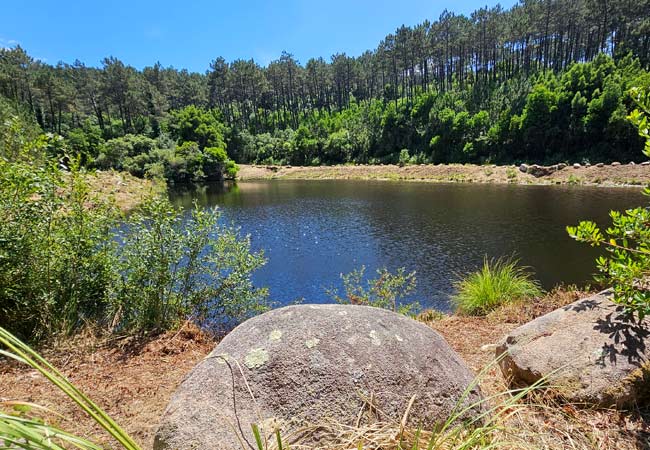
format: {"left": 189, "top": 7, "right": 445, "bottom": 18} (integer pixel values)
{"left": 1, "top": 0, "right": 649, "bottom": 172}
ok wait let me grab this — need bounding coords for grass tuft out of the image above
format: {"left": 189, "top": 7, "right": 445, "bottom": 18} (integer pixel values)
{"left": 452, "top": 257, "right": 543, "bottom": 316}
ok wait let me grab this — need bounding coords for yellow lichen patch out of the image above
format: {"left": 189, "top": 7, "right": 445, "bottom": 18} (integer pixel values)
{"left": 305, "top": 338, "right": 320, "bottom": 349}
{"left": 369, "top": 330, "right": 381, "bottom": 346}
{"left": 244, "top": 348, "right": 269, "bottom": 369}
{"left": 269, "top": 329, "right": 283, "bottom": 342}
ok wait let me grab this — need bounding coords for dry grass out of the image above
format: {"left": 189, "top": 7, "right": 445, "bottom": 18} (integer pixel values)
{"left": 422, "top": 287, "right": 650, "bottom": 450}
{"left": 0, "top": 324, "right": 213, "bottom": 448}
{"left": 2, "top": 289, "right": 649, "bottom": 449}
{"left": 77, "top": 170, "right": 165, "bottom": 213}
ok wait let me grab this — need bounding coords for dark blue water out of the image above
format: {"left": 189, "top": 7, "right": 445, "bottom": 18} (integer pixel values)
{"left": 169, "top": 180, "right": 644, "bottom": 311}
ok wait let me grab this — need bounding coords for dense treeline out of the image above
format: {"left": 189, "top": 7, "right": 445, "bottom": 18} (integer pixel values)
{"left": 1, "top": 0, "right": 650, "bottom": 174}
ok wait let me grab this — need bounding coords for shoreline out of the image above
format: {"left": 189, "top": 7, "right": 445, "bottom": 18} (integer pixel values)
{"left": 237, "top": 162, "right": 650, "bottom": 188}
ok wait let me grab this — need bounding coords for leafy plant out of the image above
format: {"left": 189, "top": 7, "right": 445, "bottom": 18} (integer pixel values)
{"left": 567, "top": 86, "right": 650, "bottom": 318}
{"left": 0, "top": 157, "right": 119, "bottom": 340}
{"left": 111, "top": 196, "right": 269, "bottom": 333}
{"left": 398, "top": 149, "right": 411, "bottom": 167}
{"left": 327, "top": 266, "right": 419, "bottom": 315}
{"left": 452, "top": 257, "right": 543, "bottom": 315}
{"left": 1, "top": 144, "right": 264, "bottom": 341}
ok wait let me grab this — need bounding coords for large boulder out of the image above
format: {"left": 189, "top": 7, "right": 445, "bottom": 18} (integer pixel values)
{"left": 497, "top": 290, "right": 650, "bottom": 408}
{"left": 155, "top": 304, "right": 482, "bottom": 449}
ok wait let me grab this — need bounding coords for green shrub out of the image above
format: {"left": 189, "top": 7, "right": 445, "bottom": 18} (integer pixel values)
{"left": 327, "top": 266, "right": 419, "bottom": 315}
{"left": 110, "top": 196, "right": 268, "bottom": 333}
{"left": 398, "top": 148, "right": 410, "bottom": 166}
{"left": 452, "top": 257, "right": 543, "bottom": 315}
{"left": 1, "top": 149, "right": 262, "bottom": 341}
{"left": 0, "top": 159, "right": 119, "bottom": 340}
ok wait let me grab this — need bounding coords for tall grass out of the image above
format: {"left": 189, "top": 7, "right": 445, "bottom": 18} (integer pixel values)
{"left": 452, "top": 257, "right": 542, "bottom": 315}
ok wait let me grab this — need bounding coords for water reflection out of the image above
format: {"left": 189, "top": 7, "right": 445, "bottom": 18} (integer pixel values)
{"left": 169, "top": 180, "right": 644, "bottom": 311}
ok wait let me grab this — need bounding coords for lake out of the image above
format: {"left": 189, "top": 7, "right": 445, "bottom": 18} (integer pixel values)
{"left": 169, "top": 180, "right": 644, "bottom": 311}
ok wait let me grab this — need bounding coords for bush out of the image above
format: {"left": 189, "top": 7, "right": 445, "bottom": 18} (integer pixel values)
{"left": 452, "top": 257, "right": 542, "bottom": 315}
{"left": 398, "top": 148, "right": 410, "bottom": 166}
{"left": 110, "top": 196, "right": 268, "bottom": 333}
{"left": 1, "top": 152, "right": 263, "bottom": 341}
{"left": 0, "top": 159, "right": 119, "bottom": 340}
{"left": 327, "top": 266, "right": 419, "bottom": 315}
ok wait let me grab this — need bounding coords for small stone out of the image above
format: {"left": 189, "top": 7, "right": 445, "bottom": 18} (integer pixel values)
{"left": 641, "top": 161, "right": 650, "bottom": 166}
{"left": 629, "top": 161, "right": 636, "bottom": 166}
{"left": 519, "top": 163, "right": 529, "bottom": 173}
{"left": 480, "top": 344, "right": 498, "bottom": 353}
{"left": 611, "top": 162, "right": 621, "bottom": 166}
{"left": 557, "top": 163, "right": 567, "bottom": 169}
{"left": 573, "top": 163, "right": 581, "bottom": 169}
{"left": 596, "top": 163, "right": 604, "bottom": 168}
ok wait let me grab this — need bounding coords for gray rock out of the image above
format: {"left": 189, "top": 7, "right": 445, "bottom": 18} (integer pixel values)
{"left": 642, "top": 161, "right": 650, "bottom": 166}
{"left": 519, "top": 163, "right": 529, "bottom": 173}
{"left": 557, "top": 163, "right": 567, "bottom": 170}
{"left": 155, "top": 304, "right": 482, "bottom": 449}
{"left": 596, "top": 162, "right": 605, "bottom": 168}
{"left": 497, "top": 290, "right": 650, "bottom": 408}
{"left": 573, "top": 163, "right": 581, "bottom": 169}
{"left": 629, "top": 161, "right": 636, "bottom": 166}
{"left": 611, "top": 161, "right": 621, "bottom": 166}
{"left": 526, "top": 164, "right": 558, "bottom": 177}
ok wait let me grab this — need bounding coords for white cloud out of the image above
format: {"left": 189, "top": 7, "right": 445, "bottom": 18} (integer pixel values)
{"left": 0, "top": 37, "right": 20, "bottom": 49}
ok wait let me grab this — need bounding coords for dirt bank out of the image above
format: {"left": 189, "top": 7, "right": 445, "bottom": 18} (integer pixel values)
{"left": 238, "top": 162, "right": 650, "bottom": 187}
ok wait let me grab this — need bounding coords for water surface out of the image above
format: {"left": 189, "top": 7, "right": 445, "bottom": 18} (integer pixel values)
{"left": 170, "top": 180, "right": 643, "bottom": 311}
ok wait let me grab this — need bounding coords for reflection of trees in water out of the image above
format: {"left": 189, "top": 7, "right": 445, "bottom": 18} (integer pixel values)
{"left": 169, "top": 180, "right": 644, "bottom": 310}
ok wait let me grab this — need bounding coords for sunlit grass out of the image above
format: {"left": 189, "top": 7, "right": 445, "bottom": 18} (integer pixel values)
{"left": 452, "top": 257, "right": 543, "bottom": 316}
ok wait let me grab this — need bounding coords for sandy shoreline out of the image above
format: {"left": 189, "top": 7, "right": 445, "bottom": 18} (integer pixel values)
{"left": 238, "top": 162, "right": 650, "bottom": 187}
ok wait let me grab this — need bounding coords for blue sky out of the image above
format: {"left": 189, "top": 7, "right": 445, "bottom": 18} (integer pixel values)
{"left": 1, "top": 0, "right": 518, "bottom": 72}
